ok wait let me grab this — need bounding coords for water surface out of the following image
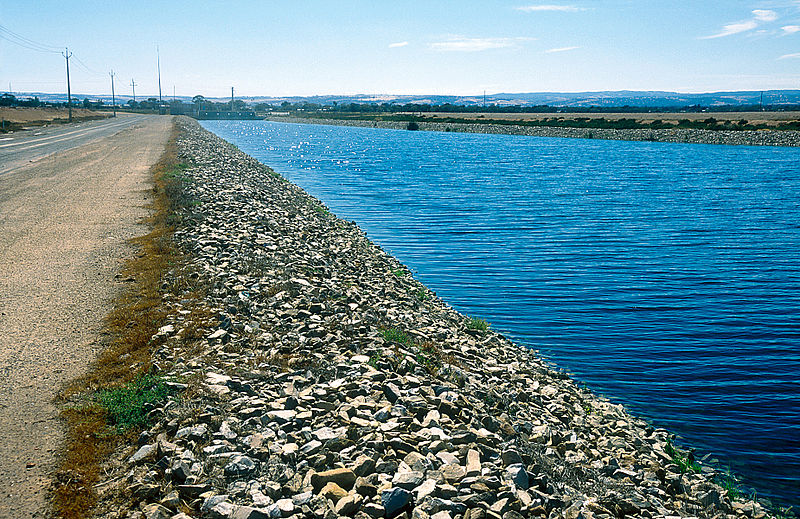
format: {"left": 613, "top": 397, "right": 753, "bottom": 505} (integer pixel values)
{"left": 202, "top": 120, "right": 800, "bottom": 506}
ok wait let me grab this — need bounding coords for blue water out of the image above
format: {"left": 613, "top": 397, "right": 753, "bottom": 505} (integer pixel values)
{"left": 201, "top": 120, "right": 800, "bottom": 506}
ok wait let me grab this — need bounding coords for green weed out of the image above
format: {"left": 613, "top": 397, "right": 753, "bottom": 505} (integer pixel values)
{"left": 665, "top": 439, "right": 701, "bottom": 474}
{"left": 413, "top": 341, "right": 442, "bottom": 374}
{"left": 97, "top": 373, "right": 172, "bottom": 432}
{"left": 466, "top": 317, "right": 489, "bottom": 332}
{"left": 381, "top": 327, "right": 411, "bottom": 345}
{"left": 719, "top": 470, "right": 742, "bottom": 500}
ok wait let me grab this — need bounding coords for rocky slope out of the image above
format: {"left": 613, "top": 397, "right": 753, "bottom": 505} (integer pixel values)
{"left": 265, "top": 116, "right": 800, "bottom": 147}
{"left": 97, "top": 118, "right": 768, "bottom": 519}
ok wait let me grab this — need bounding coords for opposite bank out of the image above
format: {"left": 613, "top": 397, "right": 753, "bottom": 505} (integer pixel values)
{"left": 265, "top": 116, "right": 800, "bottom": 147}
{"left": 91, "top": 117, "right": 771, "bottom": 519}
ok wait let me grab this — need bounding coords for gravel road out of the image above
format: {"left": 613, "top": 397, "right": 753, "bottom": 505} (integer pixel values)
{"left": 0, "top": 113, "right": 150, "bottom": 176}
{"left": 0, "top": 115, "right": 170, "bottom": 518}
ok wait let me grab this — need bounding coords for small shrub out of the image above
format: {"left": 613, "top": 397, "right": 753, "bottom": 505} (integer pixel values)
{"left": 466, "top": 317, "right": 489, "bottom": 332}
{"left": 414, "top": 342, "right": 441, "bottom": 374}
{"left": 368, "top": 352, "right": 382, "bottom": 368}
{"left": 406, "top": 121, "right": 420, "bottom": 131}
{"left": 97, "top": 373, "right": 172, "bottom": 432}
{"left": 381, "top": 327, "right": 411, "bottom": 345}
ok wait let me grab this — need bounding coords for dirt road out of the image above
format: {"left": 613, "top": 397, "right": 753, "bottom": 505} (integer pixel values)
{"left": 0, "top": 113, "right": 149, "bottom": 176}
{"left": 0, "top": 116, "right": 170, "bottom": 517}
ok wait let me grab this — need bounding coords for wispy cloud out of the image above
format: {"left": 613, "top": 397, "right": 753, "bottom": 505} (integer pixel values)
{"left": 778, "top": 52, "right": 800, "bottom": 59}
{"left": 700, "top": 9, "right": 778, "bottom": 39}
{"left": 430, "top": 36, "right": 533, "bottom": 52}
{"left": 389, "top": 41, "right": 409, "bottom": 48}
{"left": 544, "top": 46, "right": 580, "bottom": 53}
{"left": 754, "top": 9, "right": 778, "bottom": 22}
{"left": 516, "top": 4, "right": 585, "bottom": 12}
{"left": 782, "top": 25, "right": 800, "bottom": 34}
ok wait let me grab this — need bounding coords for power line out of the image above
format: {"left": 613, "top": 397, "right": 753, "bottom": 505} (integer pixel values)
{"left": 0, "top": 24, "right": 61, "bottom": 53}
{"left": 71, "top": 54, "right": 105, "bottom": 78}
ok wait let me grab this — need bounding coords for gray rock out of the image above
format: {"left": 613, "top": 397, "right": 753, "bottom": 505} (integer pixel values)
{"left": 129, "top": 443, "right": 157, "bottom": 464}
{"left": 501, "top": 450, "right": 522, "bottom": 466}
{"left": 300, "top": 440, "right": 323, "bottom": 456}
{"left": 382, "top": 487, "right": 413, "bottom": 519}
{"left": 352, "top": 454, "right": 376, "bottom": 476}
{"left": 383, "top": 383, "right": 402, "bottom": 403}
{"left": 393, "top": 470, "right": 425, "bottom": 490}
{"left": 141, "top": 503, "right": 172, "bottom": 519}
{"left": 335, "top": 493, "right": 363, "bottom": 516}
{"left": 465, "top": 449, "right": 481, "bottom": 477}
{"left": 231, "top": 506, "right": 275, "bottom": 519}
{"left": 224, "top": 455, "right": 258, "bottom": 477}
{"left": 505, "top": 464, "right": 529, "bottom": 490}
{"left": 175, "top": 424, "right": 208, "bottom": 441}
{"left": 363, "top": 503, "right": 386, "bottom": 518}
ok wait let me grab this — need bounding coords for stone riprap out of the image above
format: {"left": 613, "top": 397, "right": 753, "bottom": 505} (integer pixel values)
{"left": 97, "top": 117, "right": 768, "bottom": 519}
{"left": 265, "top": 116, "right": 800, "bottom": 147}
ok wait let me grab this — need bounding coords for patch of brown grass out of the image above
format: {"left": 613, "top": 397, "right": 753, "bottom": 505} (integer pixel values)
{"left": 0, "top": 107, "right": 109, "bottom": 132}
{"left": 52, "top": 117, "right": 190, "bottom": 518}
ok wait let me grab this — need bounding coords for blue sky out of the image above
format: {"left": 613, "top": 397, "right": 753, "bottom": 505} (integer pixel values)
{"left": 2, "top": 1, "right": 800, "bottom": 98}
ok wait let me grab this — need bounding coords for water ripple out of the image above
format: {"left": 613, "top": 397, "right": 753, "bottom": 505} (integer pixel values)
{"left": 202, "top": 120, "right": 800, "bottom": 507}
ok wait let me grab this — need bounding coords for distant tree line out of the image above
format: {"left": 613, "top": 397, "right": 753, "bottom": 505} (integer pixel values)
{"left": 263, "top": 100, "right": 800, "bottom": 114}
{"left": 1, "top": 93, "right": 44, "bottom": 107}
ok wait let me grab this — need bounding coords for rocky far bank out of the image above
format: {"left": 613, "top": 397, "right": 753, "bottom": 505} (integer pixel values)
{"left": 265, "top": 116, "right": 800, "bottom": 147}
{"left": 93, "top": 117, "right": 771, "bottom": 519}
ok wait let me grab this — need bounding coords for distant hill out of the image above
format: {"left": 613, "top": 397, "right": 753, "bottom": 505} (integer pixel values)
{"left": 12, "top": 90, "right": 800, "bottom": 108}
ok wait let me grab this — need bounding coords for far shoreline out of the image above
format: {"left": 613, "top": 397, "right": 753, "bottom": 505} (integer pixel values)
{"left": 264, "top": 115, "right": 800, "bottom": 147}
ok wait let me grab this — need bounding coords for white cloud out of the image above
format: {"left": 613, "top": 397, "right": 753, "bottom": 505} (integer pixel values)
{"left": 782, "top": 25, "right": 800, "bottom": 34}
{"left": 389, "top": 41, "right": 409, "bottom": 48}
{"left": 430, "top": 37, "right": 533, "bottom": 52}
{"left": 700, "top": 9, "right": 778, "bottom": 39}
{"left": 778, "top": 52, "right": 800, "bottom": 59}
{"left": 516, "top": 4, "right": 585, "bottom": 12}
{"left": 753, "top": 9, "right": 778, "bottom": 22}
{"left": 544, "top": 46, "right": 580, "bottom": 53}
{"left": 701, "top": 20, "right": 759, "bottom": 39}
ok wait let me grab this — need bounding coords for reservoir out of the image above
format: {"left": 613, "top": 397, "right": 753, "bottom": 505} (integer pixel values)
{"left": 201, "top": 120, "right": 800, "bottom": 507}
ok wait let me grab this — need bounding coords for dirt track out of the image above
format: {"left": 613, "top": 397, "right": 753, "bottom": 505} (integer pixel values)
{"left": 0, "top": 116, "right": 170, "bottom": 518}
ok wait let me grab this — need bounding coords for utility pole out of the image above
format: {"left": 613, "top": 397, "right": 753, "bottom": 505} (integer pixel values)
{"left": 173, "top": 85, "right": 175, "bottom": 102}
{"left": 63, "top": 47, "right": 73, "bottom": 122}
{"left": 483, "top": 90, "right": 486, "bottom": 109}
{"left": 109, "top": 70, "right": 116, "bottom": 117}
{"left": 131, "top": 79, "right": 137, "bottom": 103}
{"left": 760, "top": 91, "right": 764, "bottom": 111}
{"left": 157, "top": 45, "right": 162, "bottom": 104}
{"left": 231, "top": 86, "right": 234, "bottom": 108}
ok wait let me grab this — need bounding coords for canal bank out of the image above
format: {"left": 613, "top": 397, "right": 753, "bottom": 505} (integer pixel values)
{"left": 85, "top": 117, "right": 783, "bottom": 518}
{"left": 264, "top": 116, "right": 800, "bottom": 147}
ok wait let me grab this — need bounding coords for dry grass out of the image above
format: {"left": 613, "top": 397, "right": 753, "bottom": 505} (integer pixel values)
{"left": 0, "top": 107, "right": 108, "bottom": 132}
{"left": 52, "top": 118, "right": 187, "bottom": 519}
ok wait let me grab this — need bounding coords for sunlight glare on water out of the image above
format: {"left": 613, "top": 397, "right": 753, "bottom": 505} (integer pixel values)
{"left": 202, "top": 120, "right": 800, "bottom": 507}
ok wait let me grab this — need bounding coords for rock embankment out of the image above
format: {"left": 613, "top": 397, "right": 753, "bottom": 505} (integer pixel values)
{"left": 98, "top": 118, "right": 766, "bottom": 519}
{"left": 265, "top": 116, "right": 800, "bottom": 147}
